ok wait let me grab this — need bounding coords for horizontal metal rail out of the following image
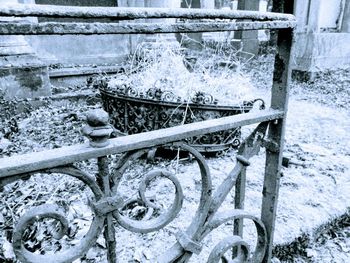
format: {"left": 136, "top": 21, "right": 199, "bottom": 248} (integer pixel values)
{"left": 0, "top": 3, "right": 293, "bottom": 262}
{"left": 0, "top": 4, "right": 296, "bottom": 21}
{"left": 0, "top": 109, "right": 284, "bottom": 178}
{"left": 0, "top": 21, "right": 296, "bottom": 35}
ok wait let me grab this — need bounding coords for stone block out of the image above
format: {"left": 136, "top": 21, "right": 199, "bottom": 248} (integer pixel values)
{"left": 24, "top": 0, "right": 131, "bottom": 66}
{"left": 292, "top": 32, "right": 350, "bottom": 72}
{"left": 0, "top": 55, "right": 51, "bottom": 99}
{"left": 25, "top": 34, "right": 130, "bottom": 66}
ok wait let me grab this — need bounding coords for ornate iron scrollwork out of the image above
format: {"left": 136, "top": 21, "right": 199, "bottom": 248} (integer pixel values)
{"left": 11, "top": 166, "right": 105, "bottom": 263}
{"left": 3, "top": 120, "right": 269, "bottom": 263}
{"left": 98, "top": 79, "right": 265, "bottom": 153}
{"left": 114, "top": 169, "right": 184, "bottom": 233}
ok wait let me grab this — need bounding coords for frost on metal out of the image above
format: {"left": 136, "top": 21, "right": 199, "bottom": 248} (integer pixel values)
{"left": 0, "top": 4, "right": 296, "bottom": 21}
{"left": 1, "top": 117, "right": 270, "bottom": 263}
{"left": 0, "top": 3, "right": 296, "bottom": 35}
{"left": 0, "top": 2, "right": 294, "bottom": 263}
{"left": 0, "top": 21, "right": 296, "bottom": 35}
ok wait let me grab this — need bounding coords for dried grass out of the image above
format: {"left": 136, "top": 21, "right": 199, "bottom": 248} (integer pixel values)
{"left": 107, "top": 38, "right": 257, "bottom": 105}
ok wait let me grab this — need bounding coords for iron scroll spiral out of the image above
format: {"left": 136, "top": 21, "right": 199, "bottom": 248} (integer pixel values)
{"left": 113, "top": 169, "right": 184, "bottom": 233}
{"left": 204, "top": 210, "right": 267, "bottom": 263}
{"left": 9, "top": 139, "right": 267, "bottom": 262}
{"left": 207, "top": 236, "right": 250, "bottom": 263}
{"left": 110, "top": 142, "right": 213, "bottom": 234}
{"left": 11, "top": 167, "right": 105, "bottom": 263}
{"left": 108, "top": 142, "right": 267, "bottom": 262}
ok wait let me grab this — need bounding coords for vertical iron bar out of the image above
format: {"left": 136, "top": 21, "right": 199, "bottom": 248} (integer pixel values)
{"left": 233, "top": 168, "right": 246, "bottom": 257}
{"left": 97, "top": 156, "right": 117, "bottom": 263}
{"left": 260, "top": 25, "right": 293, "bottom": 263}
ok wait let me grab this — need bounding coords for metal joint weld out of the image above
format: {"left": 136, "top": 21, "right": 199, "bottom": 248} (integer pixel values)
{"left": 262, "top": 138, "right": 279, "bottom": 153}
{"left": 91, "top": 195, "right": 124, "bottom": 215}
{"left": 236, "top": 155, "right": 250, "bottom": 166}
{"left": 176, "top": 231, "right": 202, "bottom": 254}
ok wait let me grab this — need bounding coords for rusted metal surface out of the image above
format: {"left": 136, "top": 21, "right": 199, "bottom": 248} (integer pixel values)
{"left": 261, "top": 29, "right": 292, "bottom": 262}
{"left": 207, "top": 236, "right": 249, "bottom": 262}
{"left": 114, "top": 168, "right": 185, "bottom": 234}
{"left": 99, "top": 82, "right": 265, "bottom": 153}
{"left": 260, "top": 1, "right": 294, "bottom": 262}
{"left": 97, "top": 156, "right": 117, "bottom": 263}
{"left": 1, "top": 112, "right": 271, "bottom": 263}
{"left": 82, "top": 109, "right": 113, "bottom": 148}
{"left": 157, "top": 123, "right": 269, "bottom": 263}
{"left": 0, "top": 109, "right": 284, "bottom": 178}
{"left": 0, "top": 4, "right": 295, "bottom": 21}
{"left": 233, "top": 166, "right": 246, "bottom": 257}
{"left": 0, "top": 20, "right": 296, "bottom": 35}
{"left": 12, "top": 166, "right": 105, "bottom": 263}
{"left": 0, "top": 4, "right": 293, "bottom": 263}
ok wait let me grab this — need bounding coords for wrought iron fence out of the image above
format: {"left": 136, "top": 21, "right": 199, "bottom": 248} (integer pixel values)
{"left": 0, "top": 2, "right": 295, "bottom": 263}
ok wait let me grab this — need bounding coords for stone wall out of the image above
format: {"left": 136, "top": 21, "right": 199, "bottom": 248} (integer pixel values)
{"left": 25, "top": 34, "right": 130, "bottom": 66}
{"left": 293, "top": 32, "right": 350, "bottom": 72}
{"left": 0, "top": 56, "right": 50, "bottom": 99}
{"left": 292, "top": 0, "right": 350, "bottom": 75}
{"left": 1, "top": 0, "right": 183, "bottom": 98}
{"left": 25, "top": 0, "right": 182, "bottom": 66}
{"left": 0, "top": 0, "right": 50, "bottom": 99}
{"left": 25, "top": 0, "right": 130, "bottom": 66}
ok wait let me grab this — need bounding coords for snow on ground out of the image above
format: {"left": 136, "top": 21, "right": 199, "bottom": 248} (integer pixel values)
{"left": 276, "top": 98, "right": 350, "bottom": 242}
{"left": 0, "top": 54, "right": 349, "bottom": 262}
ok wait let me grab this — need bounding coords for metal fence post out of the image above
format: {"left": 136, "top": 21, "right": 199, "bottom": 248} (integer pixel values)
{"left": 83, "top": 109, "right": 116, "bottom": 263}
{"left": 233, "top": 167, "right": 246, "bottom": 257}
{"left": 260, "top": 0, "right": 293, "bottom": 260}
{"left": 0, "top": 5, "right": 296, "bottom": 262}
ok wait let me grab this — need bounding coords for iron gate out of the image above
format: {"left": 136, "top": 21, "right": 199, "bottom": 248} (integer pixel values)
{"left": 0, "top": 1, "right": 295, "bottom": 262}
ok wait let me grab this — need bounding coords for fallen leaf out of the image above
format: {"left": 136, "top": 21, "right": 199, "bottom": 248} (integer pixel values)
{"left": 0, "top": 138, "right": 11, "bottom": 151}
{"left": 2, "top": 239, "right": 15, "bottom": 259}
{"left": 306, "top": 248, "right": 318, "bottom": 258}
{"left": 133, "top": 248, "right": 144, "bottom": 262}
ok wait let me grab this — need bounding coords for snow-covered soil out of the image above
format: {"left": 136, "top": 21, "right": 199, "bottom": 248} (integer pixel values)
{"left": 0, "top": 54, "right": 349, "bottom": 262}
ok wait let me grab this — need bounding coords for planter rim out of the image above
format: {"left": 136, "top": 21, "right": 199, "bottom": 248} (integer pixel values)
{"left": 99, "top": 88, "right": 261, "bottom": 112}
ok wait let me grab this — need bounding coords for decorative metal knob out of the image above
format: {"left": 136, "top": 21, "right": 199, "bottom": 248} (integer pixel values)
{"left": 82, "top": 109, "right": 113, "bottom": 148}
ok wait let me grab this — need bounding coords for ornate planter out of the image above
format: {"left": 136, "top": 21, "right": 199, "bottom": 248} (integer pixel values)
{"left": 98, "top": 80, "right": 264, "bottom": 153}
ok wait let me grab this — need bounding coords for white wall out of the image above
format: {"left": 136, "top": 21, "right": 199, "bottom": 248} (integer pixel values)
{"left": 318, "top": 0, "right": 343, "bottom": 29}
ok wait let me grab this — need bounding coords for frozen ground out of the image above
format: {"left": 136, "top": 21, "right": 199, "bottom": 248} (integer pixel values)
{"left": 0, "top": 54, "right": 349, "bottom": 262}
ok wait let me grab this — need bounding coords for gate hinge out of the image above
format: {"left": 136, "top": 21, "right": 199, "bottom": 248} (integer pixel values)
{"left": 262, "top": 138, "right": 280, "bottom": 153}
